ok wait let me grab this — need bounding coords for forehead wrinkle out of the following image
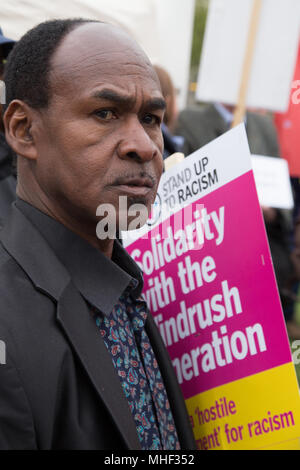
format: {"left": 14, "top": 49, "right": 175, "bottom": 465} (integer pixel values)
{"left": 88, "top": 86, "right": 165, "bottom": 117}
{"left": 51, "top": 38, "right": 152, "bottom": 77}
{"left": 49, "top": 21, "right": 153, "bottom": 80}
{"left": 49, "top": 58, "right": 155, "bottom": 98}
{"left": 53, "top": 60, "right": 153, "bottom": 81}
{"left": 53, "top": 51, "right": 146, "bottom": 71}
{"left": 50, "top": 67, "right": 160, "bottom": 105}
{"left": 49, "top": 45, "right": 160, "bottom": 106}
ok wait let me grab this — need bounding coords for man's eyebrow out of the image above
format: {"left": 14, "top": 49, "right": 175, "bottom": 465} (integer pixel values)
{"left": 91, "top": 89, "right": 134, "bottom": 106}
{"left": 91, "top": 88, "right": 166, "bottom": 111}
{"left": 145, "top": 97, "right": 167, "bottom": 112}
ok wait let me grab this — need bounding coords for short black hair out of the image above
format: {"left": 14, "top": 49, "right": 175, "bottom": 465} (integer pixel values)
{"left": 4, "top": 18, "right": 100, "bottom": 109}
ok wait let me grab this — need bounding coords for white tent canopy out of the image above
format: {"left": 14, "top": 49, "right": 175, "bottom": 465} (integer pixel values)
{"left": 1, "top": 0, "right": 195, "bottom": 109}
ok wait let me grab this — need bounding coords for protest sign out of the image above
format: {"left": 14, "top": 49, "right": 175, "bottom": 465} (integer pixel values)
{"left": 251, "top": 155, "right": 294, "bottom": 210}
{"left": 275, "top": 44, "right": 300, "bottom": 177}
{"left": 122, "top": 124, "right": 300, "bottom": 450}
{"left": 196, "top": 0, "right": 300, "bottom": 113}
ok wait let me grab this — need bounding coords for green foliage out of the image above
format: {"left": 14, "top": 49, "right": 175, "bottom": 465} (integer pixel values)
{"left": 191, "top": 0, "right": 209, "bottom": 73}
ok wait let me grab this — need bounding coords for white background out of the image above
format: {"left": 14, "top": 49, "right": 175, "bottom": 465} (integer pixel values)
{"left": 1, "top": 0, "right": 195, "bottom": 110}
{"left": 196, "top": 0, "right": 300, "bottom": 112}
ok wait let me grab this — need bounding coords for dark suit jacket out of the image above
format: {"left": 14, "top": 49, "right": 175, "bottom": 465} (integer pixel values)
{"left": 0, "top": 133, "right": 15, "bottom": 181}
{"left": 0, "top": 175, "right": 16, "bottom": 228}
{"left": 176, "top": 104, "right": 280, "bottom": 158}
{"left": 0, "top": 204, "right": 196, "bottom": 450}
{"left": 0, "top": 132, "right": 17, "bottom": 229}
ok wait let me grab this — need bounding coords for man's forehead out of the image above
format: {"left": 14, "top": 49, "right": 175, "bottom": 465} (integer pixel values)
{"left": 51, "top": 22, "right": 154, "bottom": 79}
{"left": 49, "top": 22, "right": 161, "bottom": 101}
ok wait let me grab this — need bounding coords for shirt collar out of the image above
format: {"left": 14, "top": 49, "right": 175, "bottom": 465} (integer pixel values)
{"left": 15, "top": 198, "right": 144, "bottom": 316}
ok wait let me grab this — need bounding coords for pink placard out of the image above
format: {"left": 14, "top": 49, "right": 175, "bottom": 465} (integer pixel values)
{"left": 126, "top": 170, "right": 291, "bottom": 400}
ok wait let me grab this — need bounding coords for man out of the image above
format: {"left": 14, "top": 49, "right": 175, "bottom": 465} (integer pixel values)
{"left": 0, "top": 19, "right": 195, "bottom": 450}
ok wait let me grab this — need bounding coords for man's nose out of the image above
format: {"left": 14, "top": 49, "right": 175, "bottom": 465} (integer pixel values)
{"left": 117, "top": 117, "right": 160, "bottom": 163}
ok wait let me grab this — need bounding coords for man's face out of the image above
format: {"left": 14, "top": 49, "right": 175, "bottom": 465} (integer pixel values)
{"left": 32, "top": 23, "right": 165, "bottom": 229}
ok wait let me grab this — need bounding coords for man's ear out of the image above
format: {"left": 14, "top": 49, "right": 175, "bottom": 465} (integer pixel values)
{"left": 3, "top": 100, "right": 39, "bottom": 160}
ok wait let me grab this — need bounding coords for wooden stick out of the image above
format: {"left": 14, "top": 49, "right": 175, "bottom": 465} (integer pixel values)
{"left": 232, "top": 0, "right": 262, "bottom": 128}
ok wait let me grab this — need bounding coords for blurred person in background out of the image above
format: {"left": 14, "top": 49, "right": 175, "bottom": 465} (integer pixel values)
{"left": 176, "top": 101, "right": 298, "bottom": 337}
{"left": 0, "top": 27, "right": 15, "bottom": 178}
{"left": 153, "top": 65, "right": 184, "bottom": 160}
{"left": 176, "top": 102, "right": 279, "bottom": 156}
{"left": 0, "top": 27, "right": 16, "bottom": 227}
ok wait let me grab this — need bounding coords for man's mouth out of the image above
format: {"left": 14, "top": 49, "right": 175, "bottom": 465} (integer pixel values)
{"left": 111, "top": 176, "right": 155, "bottom": 196}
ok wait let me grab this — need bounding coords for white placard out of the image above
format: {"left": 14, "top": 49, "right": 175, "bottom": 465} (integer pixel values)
{"left": 251, "top": 155, "right": 294, "bottom": 209}
{"left": 196, "top": 0, "right": 300, "bottom": 113}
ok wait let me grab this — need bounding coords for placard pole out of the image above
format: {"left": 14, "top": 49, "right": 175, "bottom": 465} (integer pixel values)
{"left": 232, "top": 0, "right": 262, "bottom": 128}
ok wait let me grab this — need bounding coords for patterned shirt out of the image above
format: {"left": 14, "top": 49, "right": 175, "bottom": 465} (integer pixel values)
{"left": 93, "top": 280, "right": 180, "bottom": 450}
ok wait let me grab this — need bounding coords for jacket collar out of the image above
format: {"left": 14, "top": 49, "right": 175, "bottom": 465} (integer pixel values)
{"left": 14, "top": 198, "right": 144, "bottom": 313}
{"left": 0, "top": 203, "right": 71, "bottom": 300}
{"left": 0, "top": 203, "right": 142, "bottom": 449}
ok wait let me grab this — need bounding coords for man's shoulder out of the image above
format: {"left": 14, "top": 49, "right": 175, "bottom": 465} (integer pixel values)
{"left": 0, "top": 242, "right": 11, "bottom": 267}
{"left": 0, "top": 242, "right": 25, "bottom": 291}
{"left": 246, "top": 111, "right": 279, "bottom": 157}
{"left": 178, "top": 104, "right": 214, "bottom": 123}
{"left": 0, "top": 233, "right": 57, "bottom": 342}
{"left": 247, "top": 111, "right": 275, "bottom": 131}
{"left": 0, "top": 238, "right": 60, "bottom": 375}
{"left": 0, "top": 241, "right": 45, "bottom": 308}
{"left": 176, "top": 104, "right": 223, "bottom": 155}
{"left": 177, "top": 104, "right": 223, "bottom": 139}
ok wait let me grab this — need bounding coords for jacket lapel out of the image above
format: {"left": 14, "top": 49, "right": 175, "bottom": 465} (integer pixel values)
{"left": 0, "top": 205, "right": 141, "bottom": 449}
{"left": 57, "top": 282, "right": 141, "bottom": 449}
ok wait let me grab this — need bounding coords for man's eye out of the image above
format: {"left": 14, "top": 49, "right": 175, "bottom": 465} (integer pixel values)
{"left": 95, "top": 110, "right": 116, "bottom": 120}
{"left": 143, "top": 114, "right": 160, "bottom": 125}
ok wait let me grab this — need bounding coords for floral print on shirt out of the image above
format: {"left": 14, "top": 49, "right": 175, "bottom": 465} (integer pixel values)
{"left": 93, "top": 280, "right": 180, "bottom": 450}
